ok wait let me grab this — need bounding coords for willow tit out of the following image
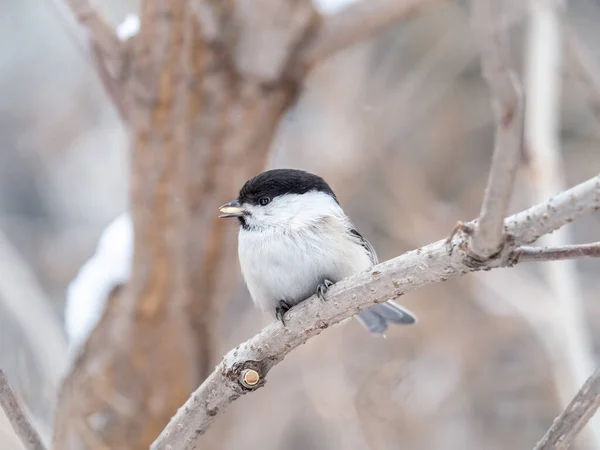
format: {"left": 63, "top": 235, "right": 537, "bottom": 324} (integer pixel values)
{"left": 219, "top": 169, "right": 416, "bottom": 334}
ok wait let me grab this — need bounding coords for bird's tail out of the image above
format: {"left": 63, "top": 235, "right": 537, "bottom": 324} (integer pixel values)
{"left": 356, "top": 300, "right": 417, "bottom": 335}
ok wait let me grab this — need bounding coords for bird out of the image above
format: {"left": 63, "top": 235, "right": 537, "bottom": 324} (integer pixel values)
{"left": 218, "top": 168, "right": 417, "bottom": 334}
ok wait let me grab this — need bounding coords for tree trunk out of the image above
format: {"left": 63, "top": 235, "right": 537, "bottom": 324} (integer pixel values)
{"left": 53, "top": 1, "right": 318, "bottom": 448}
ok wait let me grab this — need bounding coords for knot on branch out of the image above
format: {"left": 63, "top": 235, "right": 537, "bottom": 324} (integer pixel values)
{"left": 463, "top": 247, "right": 501, "bottom": 269}
{"left": 447, "top": 221, "right": 517, "bottom": 269}
{"left": 227, "top": 360, "right": 268, "bottom": 391}
{"left": 467, "top": 231, "right": 517, "bottom": 269}
{"left": 505, "top": 249, "right": 522, "bottom": 267}
{"left": 240, "top": 369, "right": 260, "bottom": 389}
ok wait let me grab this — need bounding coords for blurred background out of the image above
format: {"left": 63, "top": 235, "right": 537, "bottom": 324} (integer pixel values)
{"left": 1, "top": 0, "right": 600, "bottom": 449}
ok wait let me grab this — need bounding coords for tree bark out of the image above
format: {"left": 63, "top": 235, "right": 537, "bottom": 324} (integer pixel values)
{"left": 53, "top": 1, "right": 319, "bottom": 448}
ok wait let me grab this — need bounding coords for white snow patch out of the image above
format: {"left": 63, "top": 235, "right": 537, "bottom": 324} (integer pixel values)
{"left": 313, "top": 0, "right": 360, "bottom": 15}
{"left": 117, "top": 14, "right": 140, "bottom": 41}
{"left": 65, "top": 213, "right": 133, "bottom": 356}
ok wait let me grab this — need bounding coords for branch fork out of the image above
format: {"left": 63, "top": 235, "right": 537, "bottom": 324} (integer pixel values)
{"left": 61, "top": 0, "right": 132, "bottom": 122}
{"left": 150, "top": 173, "right": 600, "bottom": 450}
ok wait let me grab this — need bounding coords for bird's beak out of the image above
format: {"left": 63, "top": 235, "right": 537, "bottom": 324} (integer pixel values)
{"left": 219, "top": 200, "right": 248, "bottom": 218}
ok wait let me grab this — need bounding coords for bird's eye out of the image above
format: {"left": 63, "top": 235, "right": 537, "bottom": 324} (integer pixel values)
{"left": 259, "top": 197, "right": 270, "bottom": 206}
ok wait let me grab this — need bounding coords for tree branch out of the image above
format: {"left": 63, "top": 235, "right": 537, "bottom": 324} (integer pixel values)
{"left": 512, "top": 242, "right": 600, "bottom": 264}
{"left": 62, "top": 0, "right": 121, "bottom": 56}
{"left": 524, "top": 1, "right": 600, "bottom": 446}
{"left": 533, "top": 368, "right": 600, "bottom": 450}
{"left": 0, "top": 370, "right": 47, "bottom": 450}
{"left": 53, "top": 1, "right": 319, "bottom": 448}
{"left": 51, "top": 0, "right": 129, "bottom": 122}
{"left": 150, "top": 174, "right": 600, "bottom": 450}
{"left": 89, "top": 40, "right": 129, "bottom": 122}
{"left": 469, "top": 0, "right": 524, "bottom": 258}
{"left": 0, "top": 230, "right": 67, "bottom": 385}
{"left": 302, "top": 0, "right": 445, "bottom": 67}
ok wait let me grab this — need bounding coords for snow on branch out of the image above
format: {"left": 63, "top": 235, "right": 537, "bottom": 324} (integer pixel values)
{"left": 151, "top": 174, "right": 600, "bottom": 450}
{"left": 116, "top": 13, "right": 140, "bottom": 42}
{"left": 65, "top": 213, "right": 132, "bottom": 356}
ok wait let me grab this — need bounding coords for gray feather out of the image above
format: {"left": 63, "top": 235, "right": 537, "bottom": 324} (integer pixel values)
{"left": 349, "top": 228, "right": 378, "bottom": 265}
{"left": 355, "top": 308, "right": 387, "bottom": 334}
{"left": 349, "top": 229, "right": 417, "bottom": 333}
{"left": 356, "top": 301, "right": 417, "bottom": 334}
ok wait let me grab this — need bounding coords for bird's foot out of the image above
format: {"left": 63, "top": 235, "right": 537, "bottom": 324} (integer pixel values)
{"left": 275, "top": 300, "right": 292, "bottom": 326}
{"left": 317, "top": 279, "right": 335, "bottom": 301}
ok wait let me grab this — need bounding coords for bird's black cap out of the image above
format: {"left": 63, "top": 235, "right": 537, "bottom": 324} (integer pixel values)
{"left": 238, "top": 169, "right": 338, "bottom": 205}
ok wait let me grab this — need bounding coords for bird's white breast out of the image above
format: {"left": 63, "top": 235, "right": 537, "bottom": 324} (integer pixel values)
{"left": 238, "top": 216, "right": 372, "bottom": 315}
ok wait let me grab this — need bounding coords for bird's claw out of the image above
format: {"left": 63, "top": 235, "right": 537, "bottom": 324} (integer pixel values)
{"left": 275, "top": 300, "right": 291, "bottom": 326}
{"left": 317, "top": 279, "right": 335, "bottom": 301}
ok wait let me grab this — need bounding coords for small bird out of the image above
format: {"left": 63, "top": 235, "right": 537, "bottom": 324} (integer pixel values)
{"left": 219, "top": 169, "right": 417, "bottom": 334}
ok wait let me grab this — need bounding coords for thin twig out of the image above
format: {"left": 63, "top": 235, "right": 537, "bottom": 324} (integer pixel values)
{"left": 0, "top": 370, "right": 47, "bottom": 450}
{"left": 512, "top": 242, "right": 600, "bottom": 264}
{"left": 469, "top": 0, "right": 524, "bottom": 258}
{"left": 150, "top": 174, "right": 600, "bottom": 450}
{"left": 302, "top": 0, "right": 444, "bottom": 67}
{"left": 533, "top": 368, "right": 600, "bottom": 450}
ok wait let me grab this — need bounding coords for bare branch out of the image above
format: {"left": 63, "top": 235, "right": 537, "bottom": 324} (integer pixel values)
{"left": 0, "top": 231, "right": 68, "bottom": 385}
{"left": 54, "top": 2, "right": 319, "bottom": 447}
{"left": 62, "top": 0, "right": 121, "bottom": 56}
{"left": 302, "top": 0, "right": 444, "bottom": 67}
{"left": 524, "top": 1, "right": 600, "bottom": 446}
{"left": 0, "top": 370, "right": 47, "bottom": 450}
{"left": 48, "top": 0, "right": 129, "bottom": 122}
{"left": 533, "top": 368, "right": 600, "bottom": 450}
{"left": 469, "top": 0, "right": 524, "bottom": 258}
{"left": 512, "top": 242, "right": 600, "bottom": 264}
{"left": 151, "top": 174, "right": 600, "bottom": 450}
{"left": 89, "top": 40, "right": 129, "bottom": 122}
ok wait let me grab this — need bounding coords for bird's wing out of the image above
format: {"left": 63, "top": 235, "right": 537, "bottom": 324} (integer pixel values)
{"left": 349, "top": 228, "right": 378, "bottom": 265}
